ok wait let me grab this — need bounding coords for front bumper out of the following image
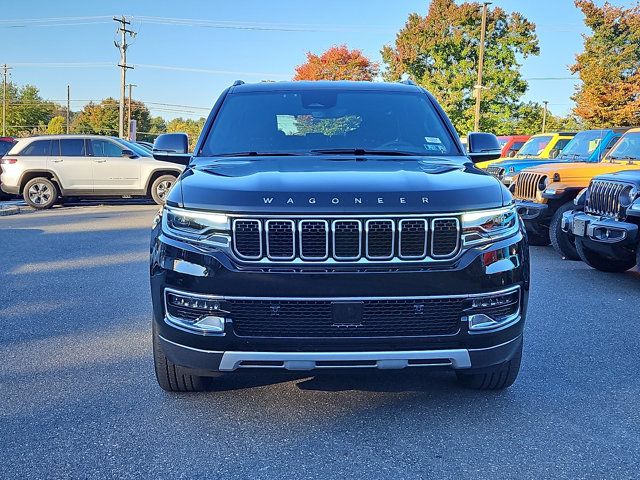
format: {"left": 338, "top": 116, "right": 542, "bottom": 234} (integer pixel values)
{"left": 150, "top": 227, "right": 529, "bottom": 374}
{"left": 562, "top": 210, "right": 639, "bottom": 249}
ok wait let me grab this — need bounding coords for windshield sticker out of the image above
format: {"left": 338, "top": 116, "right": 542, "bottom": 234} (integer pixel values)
{"left": 424, "top": 136, "right": 442, "bottom": 144}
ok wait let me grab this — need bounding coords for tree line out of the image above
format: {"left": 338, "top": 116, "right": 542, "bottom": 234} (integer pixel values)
{"left": 294, "top": 0, "right": 639, "bottom": 135}
{"left": 2, "top": 0, "right": 636, "bottom": 141}
{"left": 1, "top": 84, "right": 205, "bottom": 150}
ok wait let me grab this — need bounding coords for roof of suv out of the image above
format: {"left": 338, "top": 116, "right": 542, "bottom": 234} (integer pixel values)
{"left": 17, "top": 134, "right": 124, "bottom": 141}
{"left": 229, "top": 80, "right": 422, "bottom": 93}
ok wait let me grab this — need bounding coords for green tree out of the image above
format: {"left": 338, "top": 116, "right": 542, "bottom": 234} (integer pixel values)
{"left": 3, "top": 82, "right": 57, "bottom": 136}
{"left": 167, "top": 117, "right": 206, "bottom": 151}
{"left": 141, "top": 116, "right": 167, "bottom": 143}
{"left": 571, "top": 0, "right": 640, "bottom": 127}
{"left": 71, "top": 98, "right": 152, "bottom": 136}
{"left": 46, "top": 115, "right": 66, "bottom": 134}
{"left": 381, "top": 0, "right": 539, "bottom": 135}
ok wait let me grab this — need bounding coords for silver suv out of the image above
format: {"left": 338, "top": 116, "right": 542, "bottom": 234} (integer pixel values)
{"left": 0, "top": 135, "right": 184, "bottom": 208}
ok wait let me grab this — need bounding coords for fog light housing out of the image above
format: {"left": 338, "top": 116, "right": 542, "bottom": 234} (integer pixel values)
{"left": 165, "top": 290, "right": 227, "bottom": 334}
{"left": 465, "top": 288, "right": 521, "bottom": 331}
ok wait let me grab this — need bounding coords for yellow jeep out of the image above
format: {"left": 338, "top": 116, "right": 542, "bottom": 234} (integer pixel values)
{"left": 512, "top": 127, "right": 640, "bottom": 260}
{"left": 476, "top": 132, "right": 574, "bottom": 170}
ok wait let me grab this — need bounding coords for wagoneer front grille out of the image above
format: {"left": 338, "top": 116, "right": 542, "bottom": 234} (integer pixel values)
{"left": 232, "top": 216, "right": 460, "bottom": 263}
{"left": 585, "top": 180, "right": 626, "bottom": 218}
{"left": 514, "top": 172, "right": 543, "bottom": 201}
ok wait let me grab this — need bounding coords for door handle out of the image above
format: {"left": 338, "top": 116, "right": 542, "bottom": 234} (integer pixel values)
{"left": 51, "top": 159, "right": 63, "bottom": 163}
{"left": 93, "top": 159, "right": 107, "bottom": 163}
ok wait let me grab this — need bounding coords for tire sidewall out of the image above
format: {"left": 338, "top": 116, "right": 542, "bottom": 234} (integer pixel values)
{"left": 550, "top": 201, "right": 579, "bottom": 260}
{"left": 151, "top": 175, "right": 177, "bottom": 205}
{"left": 23, "top": 177, "right": 58, "bottom": 209}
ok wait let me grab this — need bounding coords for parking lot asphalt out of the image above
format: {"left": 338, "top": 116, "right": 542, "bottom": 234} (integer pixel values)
{"left": 0, "top": 203, "right": 638, "bottom": 480}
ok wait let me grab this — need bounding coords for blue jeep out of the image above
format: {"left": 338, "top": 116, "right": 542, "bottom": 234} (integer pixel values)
{"left": 487, "top": 129, "right": 627, "bottom": 186}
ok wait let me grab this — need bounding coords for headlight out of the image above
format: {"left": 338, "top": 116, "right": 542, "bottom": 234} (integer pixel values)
{"left": 620, "top": 186, "right": 639, "bottom": 207}
{"left": 462, "top": 206, "right": 519, "bottom": 246}
{"left": 574, "top": 188, "right": 588, "bottom": 207}
{"left": 538, "top": 176, "right": 549, "bottom": 191}
{"left": 162, "top": 206, "right": 230, "bottom": 245}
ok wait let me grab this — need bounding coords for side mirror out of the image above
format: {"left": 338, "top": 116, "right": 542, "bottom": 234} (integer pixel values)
{"left": 153, "top": 133, "right": 191, "bottom": 166}
{"left": 507, "top": 150, "right": 517, "bottom": 158}
{"left": 121, "top": 149, "right": 137, "bottom": 158}
{"left": 467, "top": 132, "right": 502, "bottom": 163}
{"left": 548, "top": 149, "right": 559, "bottom": 159}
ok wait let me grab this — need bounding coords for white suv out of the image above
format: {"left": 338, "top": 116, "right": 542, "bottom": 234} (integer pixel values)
{"left": 0, "top": 135, "right": 184, "bottom": 208}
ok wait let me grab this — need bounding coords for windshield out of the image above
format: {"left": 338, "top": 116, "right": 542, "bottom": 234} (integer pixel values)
{"left": 117, "top": 139, "right": 152, "bottom": 157}
{"left": 606, "top": 132, "right": 640, "bottom": 161}
{"left": 201, "top": 90, "right": 460, "bottom": 157}
{"left": 557, "top": 130, "right": 606, "bottom": 161}
{"left": 516, "top": 135, "right": 553, "bottom": 157}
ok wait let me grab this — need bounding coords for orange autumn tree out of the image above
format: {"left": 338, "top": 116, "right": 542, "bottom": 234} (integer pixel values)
{"left": 294, "top": 45, "right": 379, "bottom": 81}
{"left": 571, "top": 0, "right": 640, "bottom": 127}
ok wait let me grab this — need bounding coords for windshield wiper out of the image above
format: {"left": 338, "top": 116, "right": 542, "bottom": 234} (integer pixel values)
{"left": 211, "top": 151, "right": 304, "bottom": 157}
{"left": 310, "top": 148, "right": 422, "bottom": 156}
{"left": 608, "top": 155, "right": 639, "bottom": 163}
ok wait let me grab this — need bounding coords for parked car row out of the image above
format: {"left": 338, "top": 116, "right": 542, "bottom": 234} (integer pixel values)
{"left": 494, "top": 127, "right": 640, "bottom": 272}
{"left": 0, "top": 135, "right": 184, "bottom": 208}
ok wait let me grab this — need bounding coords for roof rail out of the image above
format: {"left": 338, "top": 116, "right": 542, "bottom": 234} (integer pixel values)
{"left": 232, "top": 80, "right": 245, "bottom": 86}
{"left": 398, "top": 78, "right": 417, "bottom": 86}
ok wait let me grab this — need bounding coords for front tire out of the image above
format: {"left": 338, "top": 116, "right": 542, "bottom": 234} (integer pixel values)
{"left": 456, "top": 342, "right": 522, "bottom": 390}
{"left": 550, "top": 201, "right": 580, "bottom": 260}
{"left": 575, "top": 239, "right": 637, "bottom": 272}
{"left": 151, "top": 175, "right": 177, "bottom": 205}
{"left": 153, "top": 323, "right": 214, "bottom": 392}
{"left": 23, "top": 177, "right": 58, "bottom": 209}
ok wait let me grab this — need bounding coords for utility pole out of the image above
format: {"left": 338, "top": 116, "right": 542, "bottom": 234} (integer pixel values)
{"left": 114, "top": 16, "right": 135, "bottom": 138}
{"left": 542, "top": 100, "right": 549, "bottom": 133}
{"left": 127, "top": 83, "right": 137, "bottom": 140}
{"left": 66, "top": 85, "right": 70, "bottom": 134}
{"left": 473, "top": 2, "right": 491, "bottom": 132}
{"left": 1, "top": 64, "right": 12, "bottom": 137}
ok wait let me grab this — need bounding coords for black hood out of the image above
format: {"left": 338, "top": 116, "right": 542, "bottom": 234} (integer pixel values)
{"left": 171, "top": 156, "right": 506, "bottom": 214}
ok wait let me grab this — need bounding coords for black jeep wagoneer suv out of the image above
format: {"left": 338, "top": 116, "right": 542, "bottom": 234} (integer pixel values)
{"left": 150, "top": 81, "right": 530, "bottom": 392}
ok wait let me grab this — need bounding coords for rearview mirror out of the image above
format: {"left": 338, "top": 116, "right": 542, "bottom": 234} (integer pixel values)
{"left": 467, "top": 132, "right": 502, "bottom": 163}
{"left": 153, "top": 133, "right": 191, "bottom": 165}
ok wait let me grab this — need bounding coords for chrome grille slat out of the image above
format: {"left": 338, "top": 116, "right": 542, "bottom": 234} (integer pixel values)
{"left": 514, "top": 172, "right": 543, "bottom": 201}
{"left": 585, "top": 180, "right": 628, "bottom": 217}
{"left": 232, "top": 216, "right": 462, "bottom": 263}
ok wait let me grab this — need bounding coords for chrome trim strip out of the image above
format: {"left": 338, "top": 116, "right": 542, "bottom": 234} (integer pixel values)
{"left": 265, "top": 219, "right": 295, "bottom": 260}
{"left": 298, "top": 219, "right": 329, "bottom": 260}
{"left": 398, "top": 218, "right": 428, "bottom": 259}
{"left": 232, "top": 219, "right": 262, "bottom": 260}
{"left": 224, "top": 211, "right": 498, "bottom": 219}
{"left": 218, "top": 348, "right": 472, "bottom": 371}
{"left": 430, "top": 217, "right": 460, "bottom": 259}
{"left": 164, "top": 285, "right": 520, "bottom": 302}
{"left": 331, "top": 219, "right": 362, "bottom": 260}
{"left": 365, "top": 219, "right": 395, "bottom": 260}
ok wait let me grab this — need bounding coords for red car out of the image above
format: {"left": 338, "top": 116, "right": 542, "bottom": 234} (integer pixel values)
{"left": 498, "top": 135, "right": 531, "bottom": 158}
{"left": 0, "top": 136, "right": 16, "bottom": 199}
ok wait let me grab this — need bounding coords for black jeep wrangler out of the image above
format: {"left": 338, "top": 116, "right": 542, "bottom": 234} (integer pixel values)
{"left": 562, "top": 170, "right": 640, "bottom": 272}
{"left": 149, "top": 81, "right": 530, "bottom": 392}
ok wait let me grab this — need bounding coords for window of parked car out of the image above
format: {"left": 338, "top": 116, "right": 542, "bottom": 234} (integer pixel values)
{"left": 19, "top": 139, "right": 52, "bottom": 156}
{"left": 517, "top": 136, "right": 552, "bottom": 157}
{"left": 91, "top": 139, "right": 123, "bottom": 157}
{"left": 60, "top": 139, "right": 87, "bottom": 157}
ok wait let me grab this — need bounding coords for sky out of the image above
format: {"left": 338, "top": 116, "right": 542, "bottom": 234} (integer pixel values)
{"left": 3, "top": 0, "right": 637, "bottom": 121}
